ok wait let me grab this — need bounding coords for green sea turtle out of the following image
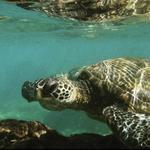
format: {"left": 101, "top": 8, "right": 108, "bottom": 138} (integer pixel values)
{"left": 22, "top": 57, "right": 150, "bottom": 148}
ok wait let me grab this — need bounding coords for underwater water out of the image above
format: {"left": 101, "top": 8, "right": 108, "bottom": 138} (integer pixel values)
{"left": 0, "top": 1, "right": 150, "bottom": 136}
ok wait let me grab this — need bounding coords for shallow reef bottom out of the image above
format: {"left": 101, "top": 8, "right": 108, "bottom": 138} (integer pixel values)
{"left": 0, "top": 119, "right": 127, "bottom": 149}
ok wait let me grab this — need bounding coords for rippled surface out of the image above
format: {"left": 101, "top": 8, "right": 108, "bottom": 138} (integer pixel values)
{"left": 0, "top": 1, "right": 150, "bottom": 136}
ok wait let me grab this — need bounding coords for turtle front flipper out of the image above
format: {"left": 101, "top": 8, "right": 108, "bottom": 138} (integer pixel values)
{"left": 103, "top": 104, "right": 150, "bottom": 148}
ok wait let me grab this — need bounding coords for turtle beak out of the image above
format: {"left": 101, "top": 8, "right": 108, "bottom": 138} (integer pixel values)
{"left": 22, "top": 78, "right": 59, "bottom": 102}
{"left": 22, "top": 81, "right": 36, "bottom": 102}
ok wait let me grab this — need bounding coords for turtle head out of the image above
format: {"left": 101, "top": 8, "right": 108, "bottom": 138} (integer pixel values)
{"left": 22, "top": 75, "right": 92, "bottom": 111}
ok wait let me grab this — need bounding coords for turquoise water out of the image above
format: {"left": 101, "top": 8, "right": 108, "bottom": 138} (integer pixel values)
{"left": 0, "top": 1, "right": 150, "bottom": 136}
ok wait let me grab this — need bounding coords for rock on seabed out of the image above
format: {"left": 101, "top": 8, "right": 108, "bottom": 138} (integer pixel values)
{"left": 0, "top": 119, "right": 127, "bottom": 149}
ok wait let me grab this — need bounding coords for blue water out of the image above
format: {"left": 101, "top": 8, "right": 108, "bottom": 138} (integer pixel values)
{"left": 0, "top": 1, "right": 150, "bottom": 136}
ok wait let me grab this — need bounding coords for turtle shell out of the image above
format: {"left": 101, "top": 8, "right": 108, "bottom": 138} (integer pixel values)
{"left": 76, "top": 58, "right": 150, "bottom": 114}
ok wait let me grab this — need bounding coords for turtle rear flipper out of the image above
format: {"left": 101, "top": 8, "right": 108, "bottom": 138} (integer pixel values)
{"left": 103, "top": 104, "right": 150, "bottom": 148}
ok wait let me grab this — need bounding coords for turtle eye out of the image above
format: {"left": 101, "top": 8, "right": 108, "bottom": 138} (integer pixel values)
{"left": 36, "top": 79, "right": 45, "bottom": 88}
{"left": 38, "top": 80, "right": 45, "bottom": 86}
{"left": 43, "top": 81, "right": 58, "bottom": 93}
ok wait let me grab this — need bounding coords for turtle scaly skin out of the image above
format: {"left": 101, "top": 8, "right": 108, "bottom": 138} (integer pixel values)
{"left": 103, "top": 104, "right": 150, "bottom": 148}
{"left": 22, "top": 57, "right": 150, "bottom": 148}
